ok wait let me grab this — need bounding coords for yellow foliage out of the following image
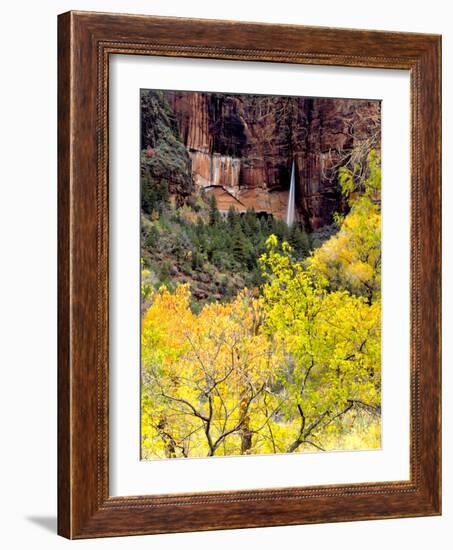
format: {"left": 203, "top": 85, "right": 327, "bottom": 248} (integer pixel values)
{"left": 142, "top": 286, "right": 284, "bottom": 458}
{"left": 309, "top": 197, "right": 381, "bottom": 301}
{"left": 310, "top": 151, "right": 382, "bottom": 302}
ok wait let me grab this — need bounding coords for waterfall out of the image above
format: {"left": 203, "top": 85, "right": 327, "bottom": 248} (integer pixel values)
{"left": 286, "top": 160, "right": 296, "bottom": 227}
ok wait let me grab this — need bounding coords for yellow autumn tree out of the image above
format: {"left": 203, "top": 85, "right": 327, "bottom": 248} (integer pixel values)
{"left": 259, "top": 236, "right": 381, "bottom": 452}
{"left": 257, "top": 151, "right": 382, "bottom": 451}
{"left": 141, "top": 285, "right": 283, "bottom": 458}
{"left": 309, "top": 150, "right": 381, "bottom": 302}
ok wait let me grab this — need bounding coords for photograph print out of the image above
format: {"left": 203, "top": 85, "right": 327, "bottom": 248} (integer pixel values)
{"left": 140, "top": 89, "right": 382, "bottom": 460}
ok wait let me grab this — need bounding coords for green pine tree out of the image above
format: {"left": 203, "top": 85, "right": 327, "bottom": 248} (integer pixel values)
{"left": 208, "top": 194, "right": 220, "bottom": 226}
{"left": 227, "top": 206, "right": 238, "bottom": 228}
{"left": 232, "top": 222, "right": 248, "bottom": 265}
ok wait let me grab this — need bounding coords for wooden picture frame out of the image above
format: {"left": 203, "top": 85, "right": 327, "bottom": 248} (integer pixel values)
{"left": 58, "top": 10, "right": 441, "bottom": 539}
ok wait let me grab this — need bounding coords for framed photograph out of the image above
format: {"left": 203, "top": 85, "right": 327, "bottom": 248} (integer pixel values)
{"left": 58, "top": 11, "right": 441, "bottom": 538}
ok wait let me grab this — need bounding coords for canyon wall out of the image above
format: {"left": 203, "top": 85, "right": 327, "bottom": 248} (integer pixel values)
{"left": 142, "top": 90, "right": 380, "bottom": 230}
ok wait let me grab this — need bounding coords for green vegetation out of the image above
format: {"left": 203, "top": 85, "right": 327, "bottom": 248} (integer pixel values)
{"left": 141, "top": 184, "right": 312, "bottom": 309}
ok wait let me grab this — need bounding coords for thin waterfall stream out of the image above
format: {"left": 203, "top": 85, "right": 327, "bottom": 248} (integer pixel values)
{"left": 286, "top": 160, "right": 296, "bottom": 227}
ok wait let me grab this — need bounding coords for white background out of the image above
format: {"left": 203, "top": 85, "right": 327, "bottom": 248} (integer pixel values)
{"left": 0, "top": 0, "right": 450, "bottom": 548}
{"left": 110, "top": 57, "right": 410, "bottom": 495}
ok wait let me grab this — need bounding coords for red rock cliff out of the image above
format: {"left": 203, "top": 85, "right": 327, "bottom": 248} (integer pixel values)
{"left": 164, "top": 91, "right": 380, "bottom": 230}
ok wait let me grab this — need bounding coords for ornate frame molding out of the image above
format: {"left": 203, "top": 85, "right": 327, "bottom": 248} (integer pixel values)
{"left": 58, "top": 11, "right": 441, "bottom": 538}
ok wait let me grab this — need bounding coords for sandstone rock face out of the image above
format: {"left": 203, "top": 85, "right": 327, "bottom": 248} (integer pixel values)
{"left": 164, "top": 91, "right": 381, "bottom": 230}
